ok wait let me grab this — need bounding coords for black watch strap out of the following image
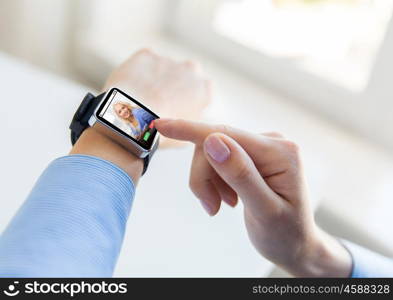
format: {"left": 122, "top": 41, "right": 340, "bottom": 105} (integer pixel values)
{"left": 69, "top": 92, "right": 155, "bottom": 175}
{"left": 70, "top": 92, "right": 105, "bottom": 145}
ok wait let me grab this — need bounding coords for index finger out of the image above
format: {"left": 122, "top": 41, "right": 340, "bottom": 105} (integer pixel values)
{"left": 155, "top": 118, "right": 255, "bottom": 145}
{"left": 155, "top": 118, "right": 291, "bottom": 176}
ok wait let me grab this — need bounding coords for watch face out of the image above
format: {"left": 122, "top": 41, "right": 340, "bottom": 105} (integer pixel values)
{"left": 96, "top": 88, "right": 159, "bottom": 150}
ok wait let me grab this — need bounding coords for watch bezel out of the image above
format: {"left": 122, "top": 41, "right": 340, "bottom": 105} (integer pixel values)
{"left": 90, "top": 88, "right": 160, "bottom": 158}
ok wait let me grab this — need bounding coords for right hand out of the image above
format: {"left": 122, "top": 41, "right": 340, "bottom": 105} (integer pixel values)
{"left": 155, "top": 118, "right": 352, "bottom": 277}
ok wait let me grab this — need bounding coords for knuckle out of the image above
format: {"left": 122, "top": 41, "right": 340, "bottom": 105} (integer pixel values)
{"left": 183, "top": 60, "right": 200, "bottom": 70}
{"left": 230, "top": 161, "right": 252, "bottom": 184}
{"left": 282, "top": 140, "right": 300, "bottom": 154}
{"left": 134, "top": 48, "right": 156, "bottom": 58}
{"left": 280, "top": 140, "right": 301, "bottom": 167}
{"left": 188, "top": 176, "right": 199, "bottom": 194}
{"left": 136, "top": 48, "right": 151, "bottom": 55}
{"left": 214, "top": 124, "right": 232, "bottom": 135}
{"left": 262, "top": 131, "right": 284, "bottom": 138}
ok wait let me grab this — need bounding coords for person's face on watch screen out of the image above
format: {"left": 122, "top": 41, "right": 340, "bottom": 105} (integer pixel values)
{"left": 114, "top": 103, "right": 131, "bottom": 119}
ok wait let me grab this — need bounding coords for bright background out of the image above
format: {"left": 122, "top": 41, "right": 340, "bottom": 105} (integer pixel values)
{"left": 0, "top": 0, "right": 393, "bottom": 277}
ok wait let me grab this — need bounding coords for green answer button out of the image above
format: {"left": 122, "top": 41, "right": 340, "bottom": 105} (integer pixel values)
{"left": 143, "top": 132, "right": 151, "bottom": 141}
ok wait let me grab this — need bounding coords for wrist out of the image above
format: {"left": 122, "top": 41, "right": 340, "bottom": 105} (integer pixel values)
{"left": 288, "top": 227, "right": 352, "bottom": 277}
{"left": 69, "top": 127, "right": 143, "bottom": 183}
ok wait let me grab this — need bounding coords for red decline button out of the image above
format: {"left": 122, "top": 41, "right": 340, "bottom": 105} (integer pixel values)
{"left": 149, "top": 120, "right": 155, "bottom": 129}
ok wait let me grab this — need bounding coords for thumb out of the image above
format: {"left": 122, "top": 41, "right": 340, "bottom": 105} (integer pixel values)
{"left": 203, "top": 133, "right": 279, "bottom": 212}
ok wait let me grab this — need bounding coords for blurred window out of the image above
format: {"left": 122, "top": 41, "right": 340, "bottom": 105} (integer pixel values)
{"left": 170, "top": 0, "right": 393, "bottom": 145}
{"left": 213, "top": 0, "right": 393, "bottom": 91}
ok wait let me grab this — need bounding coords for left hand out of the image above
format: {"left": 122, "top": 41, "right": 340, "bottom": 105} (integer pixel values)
{"left": 104, "top": 49, "right": 212, "bottom": 147}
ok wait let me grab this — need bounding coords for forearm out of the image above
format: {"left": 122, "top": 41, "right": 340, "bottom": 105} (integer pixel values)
{"left": 0, "top": 129, "right": 141, "bottom": 277}
{"left": 70, "top": 127, "right": 143, "bottom": 183}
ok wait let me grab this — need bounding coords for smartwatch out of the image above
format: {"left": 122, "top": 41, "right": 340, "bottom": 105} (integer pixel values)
{"left": 69, "top": 87, "right": 160, "bottom": 175}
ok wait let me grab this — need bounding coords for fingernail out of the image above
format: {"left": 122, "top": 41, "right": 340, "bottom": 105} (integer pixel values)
{"left": 223, "top": 197, "right": 238, "bottom": 207}
{"left": 204, "top": 135, "right": 230, "bottom": 163}
{"left": 201, "top": 200, "right": 215, "bottom": 216}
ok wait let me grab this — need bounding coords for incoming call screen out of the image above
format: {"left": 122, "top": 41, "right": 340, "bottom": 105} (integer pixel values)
{"left": 96, "top": 88, "right": 159, "bottom": 150}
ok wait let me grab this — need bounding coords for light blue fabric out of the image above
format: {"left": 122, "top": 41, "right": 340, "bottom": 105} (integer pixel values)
{"left": 343, "top": 240, "right": 393, "bottom": 277}
{"left": 0, "top": 155, "right": 135, "bottom": 277}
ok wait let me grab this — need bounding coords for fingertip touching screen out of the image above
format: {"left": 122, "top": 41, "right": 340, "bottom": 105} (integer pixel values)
{"left": 96, "top": 88, "right": 159, "bottom": 150}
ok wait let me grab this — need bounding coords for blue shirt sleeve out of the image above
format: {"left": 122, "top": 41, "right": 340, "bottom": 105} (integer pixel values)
{"left": 342, "top": 240, "right": 393, "bottom": 277}
{"left": 0, "top": 155, "right": 135, "bottom": 277}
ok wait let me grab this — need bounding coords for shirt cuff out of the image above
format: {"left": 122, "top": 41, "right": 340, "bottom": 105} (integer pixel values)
{"left": 341, "top": 240, "right": 393, "bottom": 278}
